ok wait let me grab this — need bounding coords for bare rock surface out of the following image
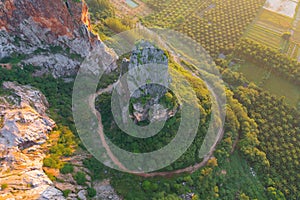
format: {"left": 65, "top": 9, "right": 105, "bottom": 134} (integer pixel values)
{"left": 0, "top": 0, "right": 118, "bottom": 77}
{"left": 0, "top": 82, "right": 64, "bottom": 200}
{"left": 92, "top": 179, "right": 122, "bottom": 200}
{"left": 121, "top": 41, "right": 178, "bottom": 123}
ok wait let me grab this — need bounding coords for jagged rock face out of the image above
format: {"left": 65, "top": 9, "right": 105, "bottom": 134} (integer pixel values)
{"left": 120, "top": 41, "right": 177, "bottom": 123}
{"left": 0, "top": 0, "right": 93, "bottom": 55}
{"left": 127, "top": 41, "right": 170, "bottom": 99}
{"left": 0, "top": 82, "right": 64, "bottom": 200}
{"left": 0, "top": 0, "right": 118, "bottom": 77}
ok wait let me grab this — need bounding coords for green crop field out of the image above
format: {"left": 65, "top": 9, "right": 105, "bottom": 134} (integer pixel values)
{"left": 233, "top": 61, "right": 300, "bottom": 106}
{"left": 244, "top": 9, "right": 293, "bottom": 50}
{"left": 258, "top": 9, "right": 293, "bottom": 31}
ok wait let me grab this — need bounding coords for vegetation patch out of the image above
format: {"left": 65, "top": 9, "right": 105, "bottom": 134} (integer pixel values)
{"left": 1, "top": 183, "right": 8, "bottom": 190}
{"left": 87, "top": 187, "right": 97, "bottom": 197}
{"left": 60, "top": 163, "right": 74, "bottom": 174}
{"left": 73, "top": 171, "right": 87, "bottom": 185}
{"left": 232, "top": 61, "right": 300, "bottom": 106}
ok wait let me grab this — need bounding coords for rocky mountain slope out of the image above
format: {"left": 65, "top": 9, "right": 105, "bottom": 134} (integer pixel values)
{"left": 0, "top": 82, "right": 64, "bottom": 200}
{"left": 0, "top": 0, "right": 117, "bottom": 77}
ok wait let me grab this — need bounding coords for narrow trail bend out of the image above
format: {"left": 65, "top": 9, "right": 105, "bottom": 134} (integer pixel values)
{"left": 89, "top": 79, "right": 224, "bottom": 177}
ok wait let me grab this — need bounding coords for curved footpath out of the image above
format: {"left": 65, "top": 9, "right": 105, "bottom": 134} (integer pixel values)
{"left": 89, "top": 79, "right": 225, "bottom": 177}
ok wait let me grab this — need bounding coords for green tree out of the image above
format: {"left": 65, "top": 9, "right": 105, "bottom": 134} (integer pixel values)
{"left": 74, "top": 172, "right": 86, "bottom": 185}
{"left": 60, "top": 163, "right": 74, "bottom": 174}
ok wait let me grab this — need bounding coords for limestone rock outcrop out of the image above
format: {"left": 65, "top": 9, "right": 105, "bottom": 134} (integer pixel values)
{"left": 0, "top": 0, "right": 117, "bottom": 77}
{"left": 121, "top": 41, "right": 177, "bottom": 123}
{"left": 127, "top": 40, "right": 170, "bottom": 99}
{"left": 0, "top": 82, "right": 64, "bottom": 200}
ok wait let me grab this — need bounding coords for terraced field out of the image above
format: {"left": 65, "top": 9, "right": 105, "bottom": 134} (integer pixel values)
{"left": 258, "top": 9, "right": 293, "bottom": 31}
{"left": 244, "top": 0, "right": 300, "bottom": 61}
{"left": 245, "top": 25, "right": 282, "bottom": 49}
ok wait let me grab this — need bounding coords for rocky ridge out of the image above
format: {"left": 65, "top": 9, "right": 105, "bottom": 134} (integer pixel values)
{"left": 0, "top": 81, "right": 123, "bottom": 200}
{"left": 0, "top": 81, "right": 64, "bottom": 200}
{"left": 0, "top": 0, "right": 117, "bottom": 77}
{"left": 50, "top": 152, "right": 122, "bottom": 200}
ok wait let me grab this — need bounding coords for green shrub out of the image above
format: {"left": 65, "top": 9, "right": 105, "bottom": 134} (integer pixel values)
{"left": 1, "top": 184, "right": 8, "bottom": 190}
{"left": 73, "top": 171, "right": 86, "bottom": 185}
{"left": 62, "top": 189, "right": 71, "bottom": 197}
{"left": 60, "top": 163, "right": 74, "bottom": 174}
{"left": 142, "top": 180, "right": 158, "bottom": 192}
{"left": 45, "top": 172, "right": 57, "bottom": 181}
{"left": 87, "top": 187, "right": 97, "bottom": 197}
{"left": 105, "top": 17, "right": 129, "bottom": 33}
{"left": 43, "top": 157, "right": 59, "bottom": 168}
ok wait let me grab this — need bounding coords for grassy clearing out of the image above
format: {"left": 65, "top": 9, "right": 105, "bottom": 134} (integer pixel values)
{"left": 233, "top": 61, "right": 300, "bottom": 106}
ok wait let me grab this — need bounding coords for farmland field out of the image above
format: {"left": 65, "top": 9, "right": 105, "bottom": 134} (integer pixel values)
{"left": 143, "top": 0, "right": 265, "bottom": 57}
{"left": 257, "top": 9, "right": 293, "bottom": 31}
{"left": 244, "top": 0, "right": 300, "bottom": 61}
{"left": 245, "top": 24, "right": 282, "bottom": 49}
{"left": 234, "top": 61, "right": 300, "bottom": 106}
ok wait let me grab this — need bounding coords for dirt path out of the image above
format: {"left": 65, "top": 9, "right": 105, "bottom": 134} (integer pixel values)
{"left": 88, "top": 24, "right": 225, "bottom": 176}
{"left": 89, "top": 83, "right": 129, "bottom": 172}
{"left": 89, "top": 78, "right": 224, "bottom": 177}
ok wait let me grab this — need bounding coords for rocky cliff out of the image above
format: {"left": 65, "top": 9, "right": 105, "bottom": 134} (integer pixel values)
{"left": 121, "top": 41, "right": 178, "bottom": 123}
{"left": 0, "top": 0, "right": 117, "bottom": 77}
{"left": 0, "top": 82, "right": 64, "bottom": 200}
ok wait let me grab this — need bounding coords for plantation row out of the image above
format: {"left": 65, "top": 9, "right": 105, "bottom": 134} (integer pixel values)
{"left": 145, "top": 0, "right": 210, "bottom": 28}
{"left": 217, "top": 60, "right": 299, "bottom": 199}
{"left": 144, "top": 0, "right": 265, "bottom": 57}
{"left": 235, "top": 38, "right": 300, "bottom": 85}
{"left": 235, "top": 85, "right": 300, "bottom": 199}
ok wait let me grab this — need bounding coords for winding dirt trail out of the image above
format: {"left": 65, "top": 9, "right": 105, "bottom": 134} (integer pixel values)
{"left": 89, "top": 84, "right": 128, "bottom": 172}
{"left": 89, "top": 80, "right": 224, "bottom": 177}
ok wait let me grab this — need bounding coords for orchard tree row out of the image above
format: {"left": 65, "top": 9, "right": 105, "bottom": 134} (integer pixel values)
{"left": 234, "top": 85, "right": 300, "bottom": 199}
{"left": 218, "top": 60, "right": 299, "bottom": 199}
{"left": 235, "top": 38, "right": 300, "bottom": 85}
{"left": 144, "top": 0, "right": 265, "bottom": 57}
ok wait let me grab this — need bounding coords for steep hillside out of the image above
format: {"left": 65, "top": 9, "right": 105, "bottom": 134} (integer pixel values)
{"left": 0, "top": 82, "right": 63, "bottom": 200}
{"left": 0, "top": 0, "right": 117, "bottom": 77}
